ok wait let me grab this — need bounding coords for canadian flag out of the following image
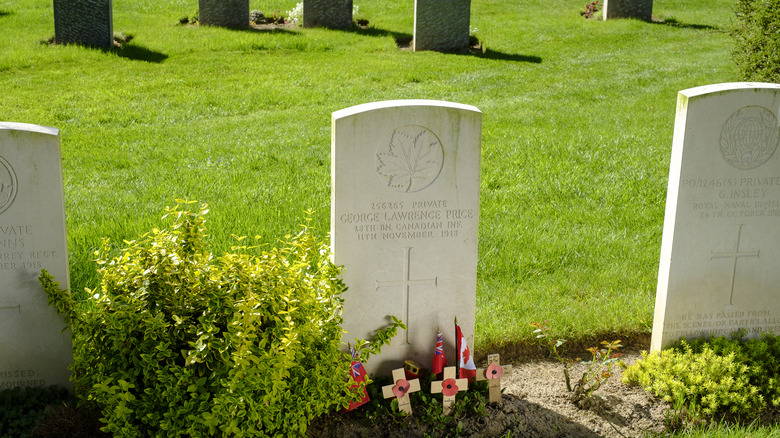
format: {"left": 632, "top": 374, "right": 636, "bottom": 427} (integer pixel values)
{"left": 431, "top": 329, "right": 447, "bottom": 378}
{"left": 456, "top": 323, "right": 477, "bottom": 382}
{"left": 343, "top": 345, "right": 370, "bottom": 411}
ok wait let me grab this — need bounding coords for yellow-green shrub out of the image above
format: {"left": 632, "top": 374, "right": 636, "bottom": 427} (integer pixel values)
{"left": 623, "top": 340, "right": 764, "bottom": 417}
{"left": 41, "top": 203, "right": 394, "bottom": 437}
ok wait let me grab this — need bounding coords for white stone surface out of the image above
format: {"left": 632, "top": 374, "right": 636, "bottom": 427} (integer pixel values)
{"left": 651, "top": 83, "right": 780, "bottom": 351}
{"left": 332, "top": 100, "right": 481, "bottom": 375}
{"left": 0, "top": 122, "right": 72, "bottom": 390}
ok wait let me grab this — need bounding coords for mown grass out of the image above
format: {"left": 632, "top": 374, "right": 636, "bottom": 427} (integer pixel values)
{"left": 1, "top": 0, "right": 738, "bottom": 349}
{"left": 3, "top": 0, "right": 772, "bottom": 436}
{"left": 669, "top": 421, "right": 779, "bottom": 438}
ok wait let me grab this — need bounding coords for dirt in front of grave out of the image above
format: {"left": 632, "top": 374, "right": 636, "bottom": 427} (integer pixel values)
{"left": 308, "top": 351, "right": 671, "bottom": 438}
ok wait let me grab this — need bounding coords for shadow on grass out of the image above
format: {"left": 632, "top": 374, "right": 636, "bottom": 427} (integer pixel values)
{"left": 477, "top": 330, "right": 651, "bottom": 364}
{"left": 651, "top": 17, "right": 721, "bottom": 31}
{"left": 43, "top": 35, "right": 169, "bottom": 63}
{"left": 340, "top": 25, "right": 543, "bottom": 63}
{"left": 0, "top": 9, "right": 11, "bottom": 18}
{"left": 469, "top": 48, "right": 542, "bottom": 63}
{"left": 110, "top": 44, "right": 169, "bottom": 63}
{"left": 213, "top": 23, "right": 303, "bottom": 36}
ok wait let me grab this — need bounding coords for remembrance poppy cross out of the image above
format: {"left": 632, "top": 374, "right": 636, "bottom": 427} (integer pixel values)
{"left": 430, "top": 366, "right": 468, "bottom": 415}
{"left": 476, "top": 354, "right": 513, "bottom": 404}
{"left": 382, "top": 368, "right": 421, "bottom": 415}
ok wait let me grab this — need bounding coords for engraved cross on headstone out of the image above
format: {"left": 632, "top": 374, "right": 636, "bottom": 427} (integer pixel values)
{"left": 0, "top": 304, "right": 21, "bottom": 314}
{"left": 710, "top": 224, "right": 759, "bottom": 305}
{"left": 375, "top": 247, "right": 438, "bottom": 344}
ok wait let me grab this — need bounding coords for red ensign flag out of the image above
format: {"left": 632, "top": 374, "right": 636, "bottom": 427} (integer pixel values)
{"left": 432, "top": 329, "right": 447, "bottom": 378}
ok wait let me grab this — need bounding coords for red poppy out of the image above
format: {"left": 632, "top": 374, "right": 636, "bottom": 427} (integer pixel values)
{"left": 486, "top": 363, "right": 503, "bottom": 380}
{"left": 392, "top": 379, "right": 410, "bottom": 399}
{"left": 442, "top": 378, "right": 459, "bottom": 397}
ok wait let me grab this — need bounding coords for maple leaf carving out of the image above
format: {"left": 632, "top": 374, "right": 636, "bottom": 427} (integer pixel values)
{"left": 376, "top": 126, "right": 444, "bottom": 193}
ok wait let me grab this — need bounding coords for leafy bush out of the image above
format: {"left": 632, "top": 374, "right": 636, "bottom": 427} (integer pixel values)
{"left": 622, "top": 333, "right": 780, "bottom": 421}
{"left": 41, "top": 202, "right": 399, "bottom": 437}
{"left": 732, "top": 0, "right": 780, "bottom": 82}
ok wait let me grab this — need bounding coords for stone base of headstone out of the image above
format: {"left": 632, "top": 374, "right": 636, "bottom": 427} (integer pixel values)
{"left": 413, "top": 0, "right": 471, "bottom": 52}
{"left": 199, "top": 0, "right": 249, "bottom": 29}
{"left": 303, "top": 0, "right": 353, "bottom": 29}
{"left": 53, "top": 0, "right": 113, "bottom": 49}
{"left": 603, "top": 0, "right": 653, "bottom": 21}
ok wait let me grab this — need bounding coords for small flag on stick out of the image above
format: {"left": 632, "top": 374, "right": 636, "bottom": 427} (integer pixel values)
{"left": 344, "top": 344, "right": 370, "bottom": 411}
{"left": 432, "top": 328, "right": 447, "bottom": 379}
{"left": 455, "top": 318, "right": 477, "bottom": 382}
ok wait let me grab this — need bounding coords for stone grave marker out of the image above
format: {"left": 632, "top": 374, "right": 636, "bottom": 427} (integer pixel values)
{"left": 0, "top": 123, "right": 72, "bottom": 391}
{"left": 53, "top": 0, "right": 113, "bottom": 48}
{"left": 199, "top": 0, "right": 249, "bottom": 29}
{"left": 603, "top": 0, "right": 653, "bottom": 21}
{"left": 413, "top": 0, "right": 471, "bottom": 52}
{"left": 332, "top": 100, "right": 481, "bottom": 376}
{"left": 303, "top": 0, "right": 353, "bottom": 29}
{"left": 651, "top": 83, "right": 780, "bottom": 351}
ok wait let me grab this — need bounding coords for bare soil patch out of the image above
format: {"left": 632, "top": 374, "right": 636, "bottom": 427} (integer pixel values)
{"left": 308, "top": 351, "right": 670, "bottom": 437}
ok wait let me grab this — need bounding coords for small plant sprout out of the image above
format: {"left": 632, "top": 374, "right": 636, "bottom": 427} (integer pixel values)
{"left": 530, "top": 321, "right": 578, "bottom": 392}
{"left": 572, "top": 340, "right": 623, "bottom": 404}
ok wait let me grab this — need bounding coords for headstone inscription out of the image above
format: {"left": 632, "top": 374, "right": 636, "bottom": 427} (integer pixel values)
{"left": 413, "top": 0, "right": 471, "bottom": 52}
{"left": 0, "top": 123, "right": 72, "bottom": 391}
{"left": 602, "top": 0, "right": 653, "bottom": 21}
{"left": 332, "top": 100, "right": 481, "bottom": 376}
{"left": 303, "top": 0, "right": 353, "bottom": 29}
{"left": 651, "top": 83, "right": 780, "bottom": 351}
{"left": 53, "top": 0, "right": 113, "bottom": 48}
{"left": 198, "top": 0, "right": 249, "bottom": 28}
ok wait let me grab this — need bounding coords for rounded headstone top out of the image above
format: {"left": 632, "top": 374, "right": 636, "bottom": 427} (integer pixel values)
{"left": 332, "top": 100, "right": 481, "bottom": 120}
{"left": 0, "top": 122, "right": 59, "bottom": 136}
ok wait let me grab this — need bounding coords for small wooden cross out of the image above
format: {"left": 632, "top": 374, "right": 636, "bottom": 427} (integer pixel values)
{"left": 382, "top": 368, "right": 421, "bottom": 415}
{"left": 430, "top": 366, "right": 468, "bottom": 415}
{"left": 476, "top": 354, "right": 513, "bottom": 404}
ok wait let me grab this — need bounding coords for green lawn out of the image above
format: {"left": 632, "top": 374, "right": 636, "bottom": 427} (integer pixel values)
{"left": 0, "top": 0, "right": 738, "bottom": 350}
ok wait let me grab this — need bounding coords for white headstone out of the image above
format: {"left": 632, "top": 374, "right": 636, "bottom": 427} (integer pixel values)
{"left": 0, "top": 123, "right": 71, "bottom": 391}
{"left": 332, "top": 100, "right": 481, "bottom": 375}
{"left": 651, "top": 83, "right": 780, "bottom": 351}
{"left": 413, "top": 0, "right": 471, "bottom": 52}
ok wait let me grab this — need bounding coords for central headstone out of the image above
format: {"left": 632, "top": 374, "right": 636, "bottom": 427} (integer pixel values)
{"left": 413, "top": 0, "right": 471, "bottom": 52}
{"left": 53, "top": 0, "right": 113, "bottom": 48}
{"left": 332, "top": 100, "right": 481, "bottom": 375}
{"left": 303, "top": 0, "right": 353, "bottom": 29}
{"left": 603, "top": 0, "right": 653, "bottom": 21}
{"left": 0, "top": 123, "right": 71, "bottom": 391}
{"left": 651, "top": 83, "right": 780, "bottom": 351}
